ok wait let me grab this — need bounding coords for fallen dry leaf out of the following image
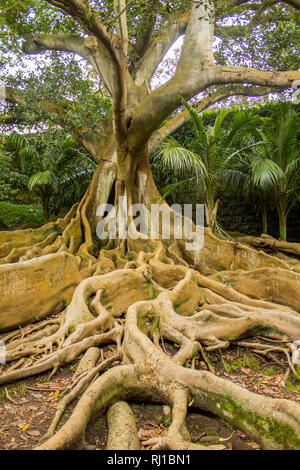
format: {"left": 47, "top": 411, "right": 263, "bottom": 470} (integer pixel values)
{"left": 247, "top": 440, "right": 260, "bottom": 449}
{"left": 27, "top": 430, "right": 40, "bottom": 437}
{"left": 138, "top": 429, "right": 156, "bottom": 440}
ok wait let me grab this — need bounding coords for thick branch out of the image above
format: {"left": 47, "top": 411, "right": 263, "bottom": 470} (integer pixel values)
{"left": 113, "top": 0, "right": 129, "bottom": 55}
{"left": 129, "top": 1, "right": 217, "bottom": 148}
{"left": 46, "top": 0, "right": 123, "bottom": 64}
{"left": 129, "top": 63, "right": 299, "bottom": 153}
{"left": 176, "top": 0, "right": 214, "bottom": 75}
{"left": 22, "top": 35, "right": 84, "bottom": 55}
{"left": 215, "top": 65, "right": 300, "bottom": 88}
{"left": 135, "top": 12, "right": 189, "bottom": 86}
{"left": 45, "top": 0, "right": 127, "bottom": 144}
{"left": 149, "top": 85, "right": 274, "bottom": 151}
{"left": 22, "top": 35, "right": 115, "bottom": 96}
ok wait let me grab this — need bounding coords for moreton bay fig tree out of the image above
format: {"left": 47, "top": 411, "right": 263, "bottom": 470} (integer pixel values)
{"left": 0, "top": 0, "right": 300, "bottom": 450}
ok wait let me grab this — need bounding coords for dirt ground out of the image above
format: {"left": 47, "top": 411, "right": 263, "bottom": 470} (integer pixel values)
{"left": 1, "top": 339, "right": 299, "bottom": 451}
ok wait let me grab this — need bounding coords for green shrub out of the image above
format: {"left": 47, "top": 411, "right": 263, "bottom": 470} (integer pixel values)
{"left": 0, "top": 202, "right": 44, "bottom": 229}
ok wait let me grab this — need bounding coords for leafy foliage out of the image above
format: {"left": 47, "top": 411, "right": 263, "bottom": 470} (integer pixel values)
{"left": 228, "top": 103, "right": 300, "bottom": 240}
{"left": 0, "top": 130, "right": 96, "bottom": 219}
{"left": 153, "top": 101, "right": 300, "bottom": 240}
{"left": 153, "top": 99, "right": 261, "bottom": 234}
{"left": 0, "top": 201, "right": 43, "bottom": 229}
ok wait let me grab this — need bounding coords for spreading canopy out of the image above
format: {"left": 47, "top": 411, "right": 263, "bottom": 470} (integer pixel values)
{"left": 0, "top": 0, "right": 299, "bottom": 159}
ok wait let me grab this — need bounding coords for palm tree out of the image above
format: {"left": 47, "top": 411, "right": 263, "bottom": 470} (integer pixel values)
{"left": 153, "top": 99, "right": 260, "bottom": 234}
{"left": 229, "top": 103, "right": 300, "bottom": 241}
{"left": 6, "top": 132, "right": 97, "bottom": 220}
{"left": 222, "top": 139, "right": 274, "bottom": 236}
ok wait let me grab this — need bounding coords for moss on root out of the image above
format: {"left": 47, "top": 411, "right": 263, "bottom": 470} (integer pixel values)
{"left": 2, "top": 227, "right": 300, "bottom": 450}
{"left": 286, "top": 369, "right": 300, "bottom": 392}
{"left": 204, "top": 391, "right": 300, "bottom": 449}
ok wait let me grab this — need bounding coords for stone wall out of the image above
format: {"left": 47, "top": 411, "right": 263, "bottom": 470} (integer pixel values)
{"left": 218, "top": 193, "right": 300, "bottom": 241}
{"left": 166, "top": 189, "right": 300, "bottom": 242}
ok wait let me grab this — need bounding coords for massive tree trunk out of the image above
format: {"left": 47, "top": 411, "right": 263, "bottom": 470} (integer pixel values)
{"left": 1, "top": 0, "right": 300, "bottom": 451}
{"left": 1, "top": 129, "right": 300, "bottom": 450}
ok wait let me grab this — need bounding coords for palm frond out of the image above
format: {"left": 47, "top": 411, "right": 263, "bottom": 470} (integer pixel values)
{"left": 154, "top": 137, "right": 207, "bottom": 179}
{"left": 179, "top": 96, "right": 206, "bottom": 138}
{"left": 213, "top": 108, "right": 230, "bottom": 138}
{"left": 225, "top": 110, "right": 261, "bottom": 150}
{"left": 222, "top": 167, "right": 251, "bottom": 193}
{"left": 7, "top": 132, "right": 39, "bottom": 175}
{"left": 276, "top": 108, "right": 298, "bottom": 170}
{"left": 285, "top": 156, "right": 300, "bottom": 195}
{"left": 54, "top": 147, "right": 97, "bottom": 173}
{"left": 251, "top": 156, "right": 284, "bottom": 189}
{"left": 161, "top": 177, "right": 196, "bottom": 198}
{"left": 225, "top": 140, "right": 265, "bottom": 165}
{"left": 28, "top": 170, "right": 56, "bottom": 192}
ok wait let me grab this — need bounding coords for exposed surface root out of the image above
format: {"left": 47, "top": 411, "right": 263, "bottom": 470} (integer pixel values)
{"left": 106, "top": 401, "right": 140, "bottom": 450}
{"left": 1, "top": 222, "right": 300, "bottom": 450}
{"left": 232, "top": 233, "right": 300, "bottom": 258}
{"left": 142, "top": 388, "right": 223, "bottom": 450}
{"left": 0, "top": 203, "right": 80, "bottom": 265}
{"left": 210, "top": 267, "right": 300, "bottom": 312}
{"left": 44, "top": 351, "right": 121, "bottom": 440}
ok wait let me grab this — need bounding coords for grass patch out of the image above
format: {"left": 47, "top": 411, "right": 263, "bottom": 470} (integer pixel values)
{"left": 263, "top": 365, "right": 281, "bottom": 376}
{"left": 0, "top": 383, "right": 26, "bottom": 399}
{"left": 224, "top": 352, "right": 262, "bottom": 373}
{"left": 0, "top": 201, "right": 43, "bottom": 229}
{"left": 286, "top": 367, "right": 300, "bottom": 391}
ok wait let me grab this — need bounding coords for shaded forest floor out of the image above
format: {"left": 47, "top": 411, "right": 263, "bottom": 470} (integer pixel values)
{"left": 1, "top": 322, "right": 300, "bottom": 451}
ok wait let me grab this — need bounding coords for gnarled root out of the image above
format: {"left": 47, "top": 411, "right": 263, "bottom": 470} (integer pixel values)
{"left": 106, "top": 401, "right": 140, "bottom": 450}
{"left": 232, "top": 233, "right": 300, "bottom": 258}
{"left": 1, "top": 265, "right": 152, "bottom": 367}
{"left": 143, "top": 388, "right": 224, "bottom": 450}
{"left": 44, "top": 350, "right": 121, "bottom": 440}
{"left": 36, "top": 365, "right": 139, "bottom": 450}
{"left": 2, "top": 235, "right": 300, "bottom": 450}
{"left": 34, "top": 273, "right": 300, "bottom": 450}
{"left": 0, "top": 327, "right": 122, "bottom": 385}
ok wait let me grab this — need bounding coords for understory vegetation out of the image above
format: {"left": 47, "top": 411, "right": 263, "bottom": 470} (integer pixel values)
{"left": 0, "top": 130, "right": 96, "bottom": 222}
{"left": 152, "top": 101, "right": 300, "bottom": 241}
{"left": 2, "top": 102, "right": 299, "bottom": 239}
{"left": 0, "top": 201, "right": 43, "bottom": 229}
